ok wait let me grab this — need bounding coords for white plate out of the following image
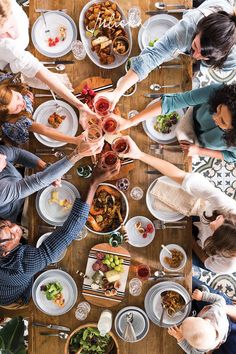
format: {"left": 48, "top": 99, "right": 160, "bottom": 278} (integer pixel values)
{"left": 31, "top": 11, "right": 77, "bottom": 58}
{"left": 142, "top": 98, "right": 184, "bottom": 144}
{"left": 138, "top": 14, "right": 178, "bottom": 51}
{"left": 33, "top": 100, "right": 78, "bottom": 147}
{"left": 144, "top": 281, "right": 191, "bottom": 328}
{"left": 79, "top": 0, "right": 132, "bottom": 69}
{"left": 146, "top": 176, "right": 184, "bottom": 222}
{"left": 36, "top": 181, "right": 80, "bottom": 226}
{"left": 32, "top": 269, "right": 77, "bottom": 316}
{"left": 115, "top": 306, "right": 149, "bottom": 342}
{"left": 159, "top": 243, "right": 187, "bottom": 272}
{"left": 36, "top": 232, "right": 67, "bottom": 262}
{"left": 125, "top": 216, "right": 155, "bottom": 247}
{"left": 85, "top": 183, "right": 129, "bottom": 235}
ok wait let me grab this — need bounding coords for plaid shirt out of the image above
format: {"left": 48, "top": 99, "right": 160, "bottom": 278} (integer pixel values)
{"left": 0, "top": 199, "right": 89, "bottom": 305}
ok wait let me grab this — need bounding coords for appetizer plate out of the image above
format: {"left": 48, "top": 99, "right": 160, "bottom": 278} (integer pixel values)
{"left": 33, "top": 100, "right": 78, "bottom": 147}
{"left": 115, "top": 306, "right": 149, "bottom": 342}
{"left": 159, "top": 243, "right": 187, "bottom": 272}
{"left": 142, "top": 99, "right": 184, "bottom": 144}
{"left": 144, "top": 281, "right": 191, "bottom": 328}
{"left": 125, "top": 216, "right": 155, "bottom": 247}
{"left": 79, "top": 0, "right": 132, "bottom": 69}
{"left": 138, "top": 14, "right": 178, "bottom": 51}
{"left": 146, "top": 176, "right": 184, "bottom": 222}
{"left": 82, "top": 243, "right": 131, "bottom": 307}
{"left": 85, "top": 183, "right": 129, "bottom": 235}
{"left": 36, "top": 232, "right": 67, "bottom": 262}
{"left": 31, "top": 11, "right": 77, "bottom": 58}
{"left": 32, "top": 269, "right": 77, "bottom": 316}
{"left": 36, "top": 181, "right": 80, "bottom": 226}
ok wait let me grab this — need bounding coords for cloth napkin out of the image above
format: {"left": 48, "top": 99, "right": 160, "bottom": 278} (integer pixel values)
{"left": 21, "top": 72, "right": 74, "bottom": 91}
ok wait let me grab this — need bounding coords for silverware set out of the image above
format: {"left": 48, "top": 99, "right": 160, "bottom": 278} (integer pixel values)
{"left": 153, "top": 219, "right": 186, "bottom": 229}
{"left": 33, "top": 322, "right": 70, "bottom": 332}
{"left": 148, "top": 270, "right": 184, "bottom": 281}
{"left": 150, "top": 83, "right": 180, "bottom": 91}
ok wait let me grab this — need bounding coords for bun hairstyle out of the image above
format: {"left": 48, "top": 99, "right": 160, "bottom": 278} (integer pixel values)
{"left": 195, "top": 11, "right": 236, "bottom": 68}
{"left": 0, "top": 0, "right": 11, "bottom": 27}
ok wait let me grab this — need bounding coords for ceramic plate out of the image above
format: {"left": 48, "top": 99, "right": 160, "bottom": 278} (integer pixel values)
{"left": 36, "top": 232, "right": 66, "bottom": 262}
{"left": 115, "top": 306, "right": 149, "bottom": 342}
{"left": 32, "top": 269, "right": 77, "bottom": 316}
{"left": 79, "top": 0, "right": 132, "bottom": 69}
{"left": 33, "top": 100, "right": 78, "bottom": 147}
{"left": 142, "top": 98, "right": 184, "bottom": 144}
{"left": 138, "top": 14, "right": 178, "bottom": 51}
{"left": 31, "top": 11, "right": 77, "bottom": 57}
{"left": 159, "top": 243, "right": 187, "bottom": 272}
{"left": 125, "top": 216, "right": 155, "bottom": 247}
{"left": 144, "top": 281, "right": 191, "bottom": 328}
{"left": 36, "top": 181, "right": 80, "bottom": 226}
{"left": 146, "top": 176, "right": 184, "bottom": 222}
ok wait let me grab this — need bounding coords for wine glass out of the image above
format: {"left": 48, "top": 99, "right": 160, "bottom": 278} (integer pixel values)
{"left": 129, "top": 278, "right": 142, "bottom": 296}
{"left": 128, "top": 7, "right": 141, "bottom": 28}
{"left": 101, "top": 151, "right": 120, "bottom": 169}
{"left": 85, "top": 124, "right": 103, "bottom": 164}
{"left": 75, "top": 301, "right": 91, "bottom": 320}
{"left": 71, "top": 40, "right": 86, "bottom": 60}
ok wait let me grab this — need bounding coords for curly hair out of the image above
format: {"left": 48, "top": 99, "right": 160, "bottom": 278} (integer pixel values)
{"left": 208, "top": 84, "right": 236, "bottom": 147}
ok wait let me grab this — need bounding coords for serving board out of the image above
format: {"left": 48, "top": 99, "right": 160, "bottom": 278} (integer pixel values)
{"left": 82, "top": 243, "right": 131, "bottom": 307}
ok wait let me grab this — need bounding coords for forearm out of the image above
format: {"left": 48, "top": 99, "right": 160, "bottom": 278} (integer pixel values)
{"left": 128, "top": 100, "right": 162, "bottom": 128}
{"left": 192, "top": 239, "right": 208, "bottom": 263}
{"left": 139, "top": 152, "right": 186, "bottom": 184}
{"left": 85, "top": 181, "right": 100, "bottom": 206}
{"left": 114, "top": 70, "right": 139, "bottom": 97}
{"left": 31, "top": 123, "right": 78, "bottom": 145}
{"left": 225, "top": 305, "right": 236, "bottom": 321}
{"left": 197, "top": 147, "right": 223, "bottom": 160}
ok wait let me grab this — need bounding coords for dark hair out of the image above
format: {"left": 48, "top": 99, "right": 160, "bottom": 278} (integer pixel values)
{"left": 204, "top": 218, "right": 236, "bottom": 258}
{"left": 194, "top": 11, "right": 236, "bottom": 68}
{"left": 208, "top": 84, "right": 236, "bottom": 146}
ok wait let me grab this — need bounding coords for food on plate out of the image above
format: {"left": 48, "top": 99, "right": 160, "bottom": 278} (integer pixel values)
{"left": 112, "top": 36, "right": 129, "bottom": 55}
{"left": 84, "top": 1, "right": 129, "bottom": 65}
{"left": 135, "top": 221, "right": 154, "bottom": 238}
{"left": 48, "top": 36, "right": 59, "bottom": 47}
{"left": 154, "top": 111, "right": 180, "bottom": 134}
{"left": 48, "top": 112, "right": 66, "bottom": 128}
{"left": 161, "top": 290, "right": 185, "bottom": 316}
{"left": 47, "top": 25, "right": 67, "bottom": 47}
{"left": 59, "top": 25, "right": 67, "bottom": 41}
{"left": 123, "top": 83, "right": 136, "bottom": 96}
{"left": 87, "top": 185, "right": 126, "bottom": 232}
{"left": 40, "top": 281, "right": 65, "bottom": 307}
{"left": 149, "top": 38, "right": 159, "bottom": 47}
{"left": 48, "top": 191, "right": 72, "bottom": 210}
{"left": 164, "top": 248, "right": 184, "bottom": 269}
{"left": 68, "top": 326, "right": 115, "bottom": 354}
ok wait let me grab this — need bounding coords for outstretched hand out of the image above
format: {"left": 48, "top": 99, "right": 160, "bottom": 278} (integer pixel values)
{"left": 168, "top": 325, "right": 184, "bottom": 342}
{"left": 92, "top": 159, "right": 120, "bottom": 184}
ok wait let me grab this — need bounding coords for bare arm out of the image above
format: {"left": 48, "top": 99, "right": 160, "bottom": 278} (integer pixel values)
{"left": 30, "top": 122, "right": 80, "bottom": 145}
{"left": 188, "top": 145, "right": 224, "bottom": 160}
{"left": 225, "top": 305, "right": 236, "bottom": 321}
{"left": 192, "top": 239, "right": 208, "bottom": 263}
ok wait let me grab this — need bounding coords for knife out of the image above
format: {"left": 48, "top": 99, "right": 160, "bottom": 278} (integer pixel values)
{"left": 32, "top": 322, "right": 70, "bottom": 332}
{"left": 146, "top": 9, "right": 186, "bottom": 15}
{"left": 35, "top": 8, "right": 67, "bottom": 13}
{"left": 41, "top": 60, "right": 75, "bottom": 65}
{"left": 144, "top": 93, "right": 162, "bottom": 98}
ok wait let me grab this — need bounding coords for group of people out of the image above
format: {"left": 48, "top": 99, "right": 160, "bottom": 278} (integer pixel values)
{"left": 0, "top": 0, "right": 236, "bottom": 353}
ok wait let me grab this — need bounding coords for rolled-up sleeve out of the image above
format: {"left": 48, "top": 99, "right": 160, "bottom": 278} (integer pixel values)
{"left": 221, "top": 150, "right": 236, "bottom": 163}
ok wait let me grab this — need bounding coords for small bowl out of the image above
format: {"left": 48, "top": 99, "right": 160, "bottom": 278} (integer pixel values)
{"left": 159, "top": 244, "right": 187, "bottom": 272}
{"left": 117, "top": 77, "right": 137, "bottom": 97}
{"left": 113, "top": 36, "right": 130, "bottom": 56}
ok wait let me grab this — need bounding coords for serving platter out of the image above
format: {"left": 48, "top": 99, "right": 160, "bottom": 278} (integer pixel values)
{"left": 82, "top": 243, "right": 130, "bottom": 307}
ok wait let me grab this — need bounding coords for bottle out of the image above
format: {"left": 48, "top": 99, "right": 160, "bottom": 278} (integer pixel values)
{"left": 97, "top": 309, "right": 113, "bottom": 337}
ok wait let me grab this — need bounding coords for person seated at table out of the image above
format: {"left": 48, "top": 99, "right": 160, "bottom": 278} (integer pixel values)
{"left": 0, "top": 78, "right": 86, "bottom": 145}
{"left": 0, "top": 0, "right": 95, "bottom": 118}
{"left": 0, "top": 136, "right": 103, "bottom": 222}
{"left": 119, "top": 136, "right": 236, "bottom": 274}
{"left": 114, "top": 83, "right": 236, "bottom": 163}
{"left": 95, "top": 0, "right": 236, "bottom": 109}
{"left": 168, "top": 288, "right": 236, "bottom": 354}
{"left": 0, "top": 161, "right": 119, "bottom": 309}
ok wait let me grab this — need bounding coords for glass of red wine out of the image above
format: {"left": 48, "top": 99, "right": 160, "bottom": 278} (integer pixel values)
{"left": 111, "top": 137, "right": 129, "bottom": 154}
{"left": 101, "top": 151, "right": 120, "bottom": 169}
{"left": 102, "top": 116, "right": 118, "bottom": 134}
{"left": 94, "top": 96, "right": 111, "bottom": 117}
{"left": 136, "top": 264, "right": 151, "bottom": 281}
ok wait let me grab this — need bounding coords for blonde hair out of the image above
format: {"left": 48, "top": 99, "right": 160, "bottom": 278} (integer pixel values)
{"left": 0, "top": 0, "right": 11, "bottom": 27}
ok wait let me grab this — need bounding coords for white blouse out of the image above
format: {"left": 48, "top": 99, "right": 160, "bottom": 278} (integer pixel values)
{"left": 0, "top": 0, "right": 43, "bottom": 78}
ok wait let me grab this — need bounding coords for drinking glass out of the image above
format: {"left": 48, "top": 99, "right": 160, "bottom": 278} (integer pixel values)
{"left": 129, "top": 278, "right": 142, "bottom": 296}
{"left": 111, "top": 137, "right": 129, "bottom": 153}
{"left": 75, "top": 301, "right": 91, "bottom": 321}
{"left": 128, "top": 110, "right": 139, "bottom": 119}
{"left": 74, "top": 226, "right": 88, "bottom": 241}
{"left": 101, "top": 151, "right": 120, "bottom": 169}
{"left": 128, "top": 7, "right": 141, "bottom": 28}
{"left": 116, "top": 178, "right": 130, "bottom": 191}
{"left": 71, "top": 40, "right": 86, "bottom": 60}
{"left": 85, "top": 124, "right": 103, "bottom": 164}
{"left": 130, "top": 186, "right": 144, "bottom": 200}
{"left": 93, "top": 96, "right": 111, "bottom": 117}
{"left": 102, "top": 116, "right": 118, "bottom": 134}
{"left": 136, "top": 264, "right": 151, "bottom": 281}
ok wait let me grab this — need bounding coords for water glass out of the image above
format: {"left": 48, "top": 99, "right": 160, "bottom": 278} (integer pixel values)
{"left": 116, "top": 178, "right": 130, "bottom": 191}
{"left": 75, "top": 301, "right": 91, "bottom": 321}
{"left": 128, "top": 110, "right": 139, "bottom": 119}
{"left": 71, "top": 40, "right": 86, "bottom": 60}
{"left": 75, "top": 226, "right": 88, "bottom": 241}
{"left": 129, "top": 278, "right": 142, "bottom": 296}
{"left": 130, "top": 186, "right": 144, "bottom": 200}
{"left": 128, "top": 7, "right": 141, "bottom": 28}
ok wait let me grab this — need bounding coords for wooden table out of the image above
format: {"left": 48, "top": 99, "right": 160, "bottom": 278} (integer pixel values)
{"left": 2, "top": 1, "right": 193, "bottom": 353}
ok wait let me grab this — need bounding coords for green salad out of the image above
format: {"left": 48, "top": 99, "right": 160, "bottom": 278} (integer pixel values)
{"left": 40, "top": 281, "right": 63, "bottom": 301}
{"left": 149, "top": 38, "right": 159, "bottom": 47}
{"left": 69, "top": 327, "right": 115, "bottom": 354}
{"left": 154, "top": 111, "right": 180, "bottom": 134}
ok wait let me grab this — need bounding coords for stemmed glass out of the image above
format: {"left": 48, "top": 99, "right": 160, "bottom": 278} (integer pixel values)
{"left": 128, "top": 7, "right": 142, "bottom": 28}
{"left": 85, "top": 124, "right": 103, "bottom": 164}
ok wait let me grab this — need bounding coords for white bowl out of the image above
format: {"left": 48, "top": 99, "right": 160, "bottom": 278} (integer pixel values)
{"left": 159, "top": 244, "right": 187, "bottom": 272}
{"left": 117, "top": 77, "right": 137, "bottom": 97}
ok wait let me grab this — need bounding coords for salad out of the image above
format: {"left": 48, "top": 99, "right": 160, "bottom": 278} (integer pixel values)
{"left": 40, "top": 281, "right": 65, "bottom": 307}
{"left": 154, "top": 111, "right": 180, "bottom": 134}
{"left": 149, "top": 38, "right": 159, "bottom": 47}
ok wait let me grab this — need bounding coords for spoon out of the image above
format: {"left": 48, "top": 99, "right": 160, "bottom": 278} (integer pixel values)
{"left": 150, "top": 83, "right": 180, "bottom": 91}
{"left": 161, "top": 244, "right": 172, "bottom": 256}
{"left": 155, "top": 2, "right": 185, "bottom": 9}
{"left": 40, "top": 332, "right": 68, "bottom": 339}
{"left": 46, "top": 64, "right": 66, "bottom": 71}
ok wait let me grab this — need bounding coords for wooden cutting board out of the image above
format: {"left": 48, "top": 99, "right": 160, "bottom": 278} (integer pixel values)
{"left": 82, "top": 243, "right": 131, "bottom": 307}
{"left": 74, "top": 76, "right": 113, "bottom": 94}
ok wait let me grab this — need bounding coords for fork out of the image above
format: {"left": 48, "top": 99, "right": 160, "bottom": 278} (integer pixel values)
{"left": 153, "top": 220, "right": 185, "bottom": 229}
{"left": 41, "top": 11, "right": 51, "bottom": 38}
{"left": 50, "top": 90, "right": 64, "bottom": 114}
{"left": 40, "top": 332, "right": 68, "bottom": 340}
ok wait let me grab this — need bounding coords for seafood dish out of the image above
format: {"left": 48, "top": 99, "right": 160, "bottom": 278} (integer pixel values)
{"left": 48, "top": 191, "right": 72, "bottom": 210}
{"left": 40, "top": 281, "right": 65, "bottom": 307}
{"left": 48, "top": 112, "right": 66, "bottom": 128}
{"left": 164, "top": 248, "right": 184, "bottom": 269}
{"left": 161, "top": 290, "right": 185, "bottom": 316}
{"left": 87, "top": 184, "right": 127, "bottom": 233}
